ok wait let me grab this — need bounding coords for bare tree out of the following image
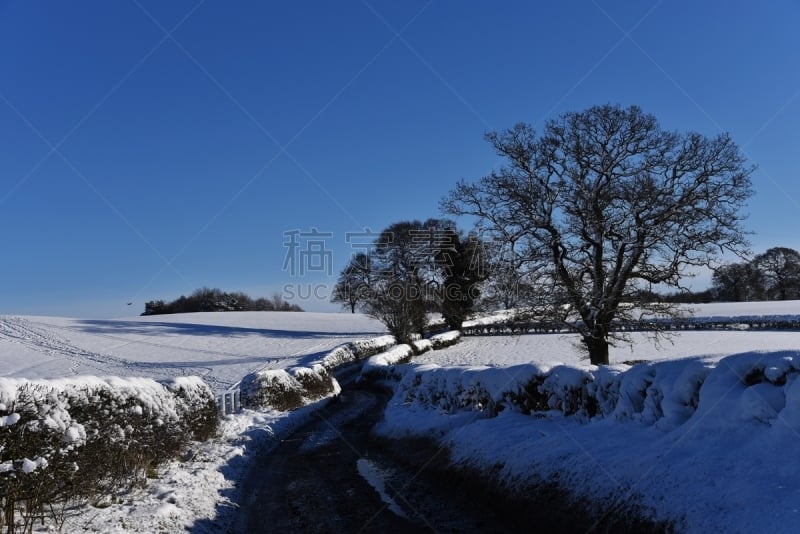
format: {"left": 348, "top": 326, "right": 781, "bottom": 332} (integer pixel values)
{"left": 331, "top": 253, "right": 371, "bottom": 313}
{"left": 442, "top": 104, "right": 754, "bottom": 364}
{"left": 333, "top": 220, "right": 486, "bottom": 342}
{"left": 712, "top": 261, "right": 763, "bottom": 301}
{"left": 434, "top": 228, "right": 488, "bottom": 330}
{"left": 753, "top": 247, "right": 800, "bottom": 300}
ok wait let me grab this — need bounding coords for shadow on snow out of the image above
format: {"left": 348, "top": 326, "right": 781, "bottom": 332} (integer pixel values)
{"left": 73, "top": 319, "right": 379, "bottom": 340}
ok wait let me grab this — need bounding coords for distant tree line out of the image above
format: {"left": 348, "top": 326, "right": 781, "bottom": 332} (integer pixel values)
{"left": 142, "top": 287, "right": 303, "bottom": 316}
{"left": 711, "top": 247, "right": 800, "bottom": 301}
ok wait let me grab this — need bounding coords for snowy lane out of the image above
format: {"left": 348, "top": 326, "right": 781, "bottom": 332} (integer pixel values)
{"left": 234, "top": 371, "right": 662, "bottom": 533}
{"left": 235, "top": 381, "right": 525, "bottom": 533}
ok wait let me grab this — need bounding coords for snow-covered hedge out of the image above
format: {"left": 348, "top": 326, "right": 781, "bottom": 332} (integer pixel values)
{"left": 240, "top": 335, "right": 397, "bottom": 410}
{"left": 394, "top": 351, "right": 800, "bottom": 428}
{"left": 360, "top": 345, "right": 415, "bottom": 379}
{"left": 412, "top": 339, "right": 433, "bottom": 355}
{"left": 239, "top": 365, "right": 342, "bottom": 411}
{"left": 318, "top": 335, "right": 397, "bottom": 370}
{"left": 430, "top": 330, "right": 461, "bottom": 349}
{"left": 0, "top": 376, "right": 217, "bottom": 531}
{"left": 355, "top": 330, "right": 463, "bottom": 381}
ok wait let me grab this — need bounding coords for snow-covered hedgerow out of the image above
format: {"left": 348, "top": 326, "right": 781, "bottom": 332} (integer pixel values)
{"left": 360, "top": 345, "right": 415, "bottom": 379}
{"left": 430, "top": 330, "right": 461, "bottom": 350}
{"left": 239, "top": 365, "right": 342, "bottom": 411}
{"left": 356, "top": 331, "right": 462, "bottom": 380}
{"left": 350, "top": 335, "right": 397, "bottom": 359}
{"left": 239, "top": 370, "right": 306, "bottom": 411}
{"left": 319, "top": 335, "right": 397, "bottom": 370}
{"left": 397, "top": 363, "right": 551, "bottom": 416}
{"left": 412, "top": 339, "right": 433, "bottom": 355}
{"left": 392, "top": 352, "right": 800, "bottom": 428}
{"left": 0, "top": 376, "right": 217, "bottom": 531}
{"left": 240, "top": 335, "right": 396, "bottom": 410}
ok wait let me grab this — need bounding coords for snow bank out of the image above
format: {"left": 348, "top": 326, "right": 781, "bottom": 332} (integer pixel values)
{"left": 378, "top": 351, "right": 800, "bottom": 530}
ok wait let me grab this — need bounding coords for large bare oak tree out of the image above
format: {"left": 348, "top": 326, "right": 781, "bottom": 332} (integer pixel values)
{"left": 442, "top": 104, "right": 754, "bottom": 364}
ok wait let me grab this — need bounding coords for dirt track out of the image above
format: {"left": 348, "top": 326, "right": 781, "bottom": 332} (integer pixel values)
{"left": 235, "top": 380, "right": 523, "bottom": 533}
{"left": 235, "top": 370, "right": 670, "bottom": 534}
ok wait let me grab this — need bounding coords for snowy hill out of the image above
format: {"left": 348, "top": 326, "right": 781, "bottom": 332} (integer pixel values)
{"left": 0, "top": 312, "right": 385, "bottom": 393}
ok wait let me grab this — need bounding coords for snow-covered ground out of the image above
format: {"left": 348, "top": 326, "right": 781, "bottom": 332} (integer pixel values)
{"left": 414, "top": 329, "right": 800, "bottom": 368}
{"left": 0, "top": 312, "right": 385, "bottom": 393}
{"left": 0, "top": 311, "right": 386, "bottom": 532}
{"left": 3, "top": 302, "right": 800, "bottom": 532}
{"left": 380, "top": 301, "right": 800, "bottom": 532}
{"left": 426, "top": 300, "right": 800, "bottom": 368}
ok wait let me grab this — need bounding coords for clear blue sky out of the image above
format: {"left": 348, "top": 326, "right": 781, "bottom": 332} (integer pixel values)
{"left": 1, "top": 1, "right": 799, "bottom": 317}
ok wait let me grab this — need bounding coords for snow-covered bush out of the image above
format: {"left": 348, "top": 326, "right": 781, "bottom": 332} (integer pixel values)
{"left": 398, "top": 364, "right": 543, "bottom": 416}
{"left": 319, "top": 335, "right": 396, "bottom": 370}
{"left": 164, "top": 377, "right": 219, "bottom": 442}
{"left": 411, "top": 339, "right": 433, "bottom": 355}
{"left": 430, "top": 330, "right": 461, "bottom": 350}
{"left": 239, "top": 365, "right": 341, "bottom": 411}
{"left": 0, "top": 381, "right": 82, "bottom": 532}
{"left": 0, "top": 376, "right": 217, "bottom": 531}
{"left": 291, "top": 365, "right": 337, "bottom": 401}
{"left": 240, "top": 335, "right": 396, "bottom": 411}
{"left": 319, "top": 344, "right": 359, "bottom": 370}
{"left": 351, "top": 335, "right": 397, "bottom": 359}
{"left": 360, "top": 345, "right": 414, "bottom": 379}
{"left": 239, "top": 370, "right": 306, "bottom": 411}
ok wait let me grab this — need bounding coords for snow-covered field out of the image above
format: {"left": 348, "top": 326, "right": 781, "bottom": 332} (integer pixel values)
{"left": 0, "top": 312, "right": 385, "bottom": 393}
{"left": 381, "top": 301, "right": 800, "bottom": 533}
{"left": 3, "top": 302, "right": 800, "bottom": 532}
{"left": 415, "top": 329, "right": 800, "bottom": 368}
{"left": 0, "top": 311, "right": 387, "bottom": 533}
{"left": 420, "top": 300, "right": 800, "bottom": 369}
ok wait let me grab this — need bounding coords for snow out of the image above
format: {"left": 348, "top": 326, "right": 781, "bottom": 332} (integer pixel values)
{"left": 414, "top": 329, "right": 800, "bottom": 368}
{"left": 356, "top": 458, "right": 409, "bottom": 519}
{"left": 0, "top": 312, "right": 385, "bottom": 393}
{"left": 21, "top": 457, "right": 47, "bottom": 473}
{"left": 0, "top": 412, "right": 20, "bottom": 427}
{"left": 360, "top": 344, "right": 413, "bottom": 377}
{"left": 0, "top": 311, "right": 387, "bottom": 533}
{"left": 375, "top": 303, "right": 800, "bottom": 532}
{"left": 3, "top": 303, "right": 800, "bottom": 531}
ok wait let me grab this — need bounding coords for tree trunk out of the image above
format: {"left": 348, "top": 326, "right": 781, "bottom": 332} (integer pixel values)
{"left": 585, "top": 335, "right": 609, "bottom": 365}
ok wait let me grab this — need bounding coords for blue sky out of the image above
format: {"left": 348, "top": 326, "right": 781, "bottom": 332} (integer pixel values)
{"left": 1, "top": 1, "right": 799, "bottom": 317}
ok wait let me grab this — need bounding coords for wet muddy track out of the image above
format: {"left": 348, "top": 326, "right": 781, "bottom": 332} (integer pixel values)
{"left": 235, "top": 380, "right": 523, "bottom": 533}
{"left": 236, "top": 374, "right": 671, "bottom": 533}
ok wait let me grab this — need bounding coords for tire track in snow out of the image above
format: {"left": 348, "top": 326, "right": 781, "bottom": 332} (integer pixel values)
{"left": 0, "top": 317, "right": 209, "bottom": 380}
{"left": 0, "top": 317, "right": 341, "bottom": 393}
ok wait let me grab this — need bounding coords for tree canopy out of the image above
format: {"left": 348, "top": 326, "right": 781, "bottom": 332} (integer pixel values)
{"left": 712, "top": 247, "right": 800, "bottom": 301}
{"left": 331, "top": 219, "right": 487, "bottom": 343}
{"left": 443, "top": 104, "right": 754, "bottom": 364}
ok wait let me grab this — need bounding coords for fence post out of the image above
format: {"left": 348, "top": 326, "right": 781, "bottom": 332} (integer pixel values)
{"left": 216, "top": 388, "right": 241, "bottom": 415}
